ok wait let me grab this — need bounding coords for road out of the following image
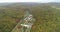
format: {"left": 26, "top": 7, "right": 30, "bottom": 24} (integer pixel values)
{"left": 11, "top": 10, "right": 36, "bottom": 32}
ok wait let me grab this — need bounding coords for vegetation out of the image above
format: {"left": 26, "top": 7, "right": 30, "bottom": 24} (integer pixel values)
{"left": 0, "top": 7, "right": 25, "bottom": 32}
{"left": 0, "top": 3, "right": 60, "bottom": 32}
{"left": 31, "top": 5, "right": 60, "bottom": 32}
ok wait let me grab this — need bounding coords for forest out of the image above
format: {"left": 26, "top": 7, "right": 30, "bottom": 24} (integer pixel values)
{"left": 0, "top": 3, "right": 60, "bottom": 32}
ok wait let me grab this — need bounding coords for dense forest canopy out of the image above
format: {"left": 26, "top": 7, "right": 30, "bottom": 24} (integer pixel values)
{"left": 0, "top": 2, "right": 60, "bottom": 32}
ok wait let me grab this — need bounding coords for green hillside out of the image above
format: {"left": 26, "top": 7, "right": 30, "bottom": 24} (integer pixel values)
{"left": 0, "top": 7, "right": 25, "bottom": 32}
{"left": 0, "top": 3, "right": 60, "bottom": 32}
{"left": 31, "top": 5, "right": 60, "bottom": 32}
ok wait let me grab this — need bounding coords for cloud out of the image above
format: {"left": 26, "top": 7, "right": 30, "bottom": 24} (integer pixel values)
{"left": 40, "top": 0, "right": 55, "bottom": 3}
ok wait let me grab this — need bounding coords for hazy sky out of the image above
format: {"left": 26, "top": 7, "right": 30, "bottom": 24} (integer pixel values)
{"left": 0, "top": 0, "right": 59, "bottom": 3}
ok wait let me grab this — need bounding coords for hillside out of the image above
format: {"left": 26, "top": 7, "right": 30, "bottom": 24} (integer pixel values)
{"left": 31, "top": 5, "right": 60, "bottom": 32}
{"left": 0, "top": 2, "right": 60, "bottom": 32}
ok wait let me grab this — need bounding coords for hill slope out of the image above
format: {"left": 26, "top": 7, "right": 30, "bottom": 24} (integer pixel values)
{"left": 0, "top": 2, "right": 60, "bottom": 32}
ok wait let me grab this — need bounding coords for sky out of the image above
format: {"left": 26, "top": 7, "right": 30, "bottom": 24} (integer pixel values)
{"left": 0, "top": 0, "right": 60, "bottom": 3}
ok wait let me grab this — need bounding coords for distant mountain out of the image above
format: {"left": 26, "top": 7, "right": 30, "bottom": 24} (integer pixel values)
{"left": 0, "top": 2, "right": 60, "bottom": 8}
{"left": 0, "top": 3, "right": 12, "bottom": 6}
{"left": 47, "top": 2, "right": 60, "bottom": 7}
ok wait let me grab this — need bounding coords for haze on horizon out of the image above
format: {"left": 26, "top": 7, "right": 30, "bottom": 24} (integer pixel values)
{"left": 0, "top": 0, "right": 60, "bottom": 3}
